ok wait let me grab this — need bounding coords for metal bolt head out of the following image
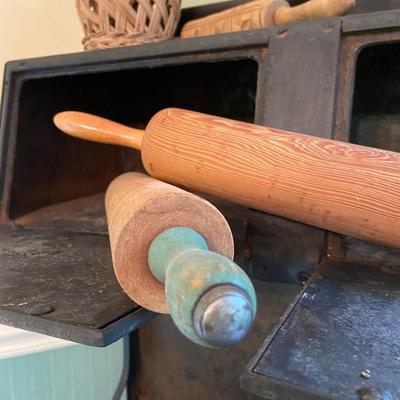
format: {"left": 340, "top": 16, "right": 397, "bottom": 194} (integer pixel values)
{"left": 193, "top": 284, "right": 255, "bottom": 347}
{"left": 27, "top": 304, "right": 54, "bottom": 316}
{"left": 360, "top": 370, "right": 372, "bottom": 379}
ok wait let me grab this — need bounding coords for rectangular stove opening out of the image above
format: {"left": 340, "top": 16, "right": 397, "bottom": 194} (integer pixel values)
{"left": 8, "top": 59, "right": 258, "bottom": 220}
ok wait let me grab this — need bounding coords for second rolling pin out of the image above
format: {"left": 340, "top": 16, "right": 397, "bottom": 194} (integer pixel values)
{"left": 54, "top": 108, "right": 400, "bottom": 249}
{"left": 180, "top": 0, "right": 355, "bottom": 38}
{"left": 106, "top": 172, "right": 256, "bottom": 347}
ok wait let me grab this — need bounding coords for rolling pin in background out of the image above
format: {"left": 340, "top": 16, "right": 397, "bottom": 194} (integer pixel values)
{"left": 105, "top": 172, "right": 256, "bottom": 347}
{"left": 54, "top": 108, "right": 400, "bottom": 249}
{"left": 180, "top": 0, "right": 355, "bottom": 38}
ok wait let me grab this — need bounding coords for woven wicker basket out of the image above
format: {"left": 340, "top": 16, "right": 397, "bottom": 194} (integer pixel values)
{"left": 76, "top": 0, "right": 181, "bottom": 50}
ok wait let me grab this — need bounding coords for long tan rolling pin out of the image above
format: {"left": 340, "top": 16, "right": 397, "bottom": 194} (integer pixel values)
{"left": 54, "top": 108, "right": 400, "bottom": 249}
{"left": 180, "top": 0, "right": 355, "bottom": 38}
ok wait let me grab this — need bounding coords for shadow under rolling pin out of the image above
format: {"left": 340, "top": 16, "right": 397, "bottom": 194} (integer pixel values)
{"left": 105, "top": 172, "right": 256, "bottom": 347}
{"left": 54, "top": 109, "right": 400, "bottom": 249}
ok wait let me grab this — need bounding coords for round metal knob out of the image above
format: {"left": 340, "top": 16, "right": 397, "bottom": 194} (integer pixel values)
{"left": 193, "top": 284, "right": 255, "bottom": 347}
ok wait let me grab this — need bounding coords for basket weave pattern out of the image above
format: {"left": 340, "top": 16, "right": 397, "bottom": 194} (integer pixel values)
{"left": 76, "top": 0, "right": 181, "bottom": 50}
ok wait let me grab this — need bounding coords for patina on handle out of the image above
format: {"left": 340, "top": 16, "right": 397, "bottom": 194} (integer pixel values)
{"left": 148, "top": 227, "right": 257, "bottom": 347}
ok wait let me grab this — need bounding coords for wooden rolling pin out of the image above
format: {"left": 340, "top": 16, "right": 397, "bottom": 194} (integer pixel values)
{"left": 54, "top": 108, "right": 400, "bottom": 249}
{"left": 106, "top": 172, "right": 256, "bottom": 347}
{"left": 181, "top": 0, "right": 355, "bottom": 38}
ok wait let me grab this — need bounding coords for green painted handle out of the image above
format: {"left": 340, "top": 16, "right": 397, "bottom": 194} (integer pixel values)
{"left": 148, "top": 227, "right": 257, "bottom": 347}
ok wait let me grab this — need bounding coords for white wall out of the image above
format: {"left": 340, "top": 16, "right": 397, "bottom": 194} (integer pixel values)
{"left": 0, "top": 0, "right": 223, "bottom": 91}
{"left": 0, "top": 1, "right": 82, "bottom": 81}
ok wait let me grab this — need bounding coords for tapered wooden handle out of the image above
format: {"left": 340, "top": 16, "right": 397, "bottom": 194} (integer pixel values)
{"left": 180, "top": 0, "right": 354, "bottom": 38}
{"left": 274, "top": 0, "right": 355, "bottom": 25}
{"left": 54, "top": 111, "right": 144, "bottom": 150}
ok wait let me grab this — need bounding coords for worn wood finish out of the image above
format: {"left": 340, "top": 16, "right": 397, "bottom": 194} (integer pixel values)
{"left": 54, "top": 112, "right": 144, "bottom": 150}
{"left": 180, "top": 0, "right": 354, "bottom": 38}
{"left": 143, "top": 109, "right": 400, "bottom": 249}
{"left": 105, "top": 172, "right": 234, "bottom": 314}
{"left": 55, "top": 109, "right": 400, "bottom": 249}
{"left": 181, "top": 0, "right": 288, "bottom": 38}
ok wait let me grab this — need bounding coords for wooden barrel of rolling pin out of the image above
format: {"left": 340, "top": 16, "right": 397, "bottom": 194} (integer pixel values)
{"left": 180, "top": 0, "right": 355, "bottom": 38}
{"left": 105, "top": 172, "right": 257, "bottom": 347}
{"left": 55, "top": 108, "right": 400, "bottom": 249}
{"left": 106, "top": 171, "right": 234, "bottom": 314}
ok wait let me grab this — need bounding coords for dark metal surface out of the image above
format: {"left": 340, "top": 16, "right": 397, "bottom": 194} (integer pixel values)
{"left": 349, "top": 0, "right": 400, "bottom": 14}
{"left": 0, "top": 222, "right": 154, "bottom": 346}
{"left": 15, "top": 193, "right": 108, "bottom": 235}
{"left": 245, "top": 210, "right": 325, "bottom": 284}
{"left": 258, "top": 18, "right": 341, "bottom": 138}
{"left": 342, "top": 9, "right": 400, "bottom": 32}
{"left": 135, "top": 280, "right": 300, "bottom": 400}
{"left": 1, "top": 59, "right": 257, "bottom": 219}
{"left": 334, "top": 31, "right": 400, "bottom": 143}
{"left": 350, "top": 43, "right": 400, "bottom": 149}
{"left": 342, "top": 237, "right": 400, "bottom": 268}
{"left": 242, "top": 259, "right": 400, "bottom": 400}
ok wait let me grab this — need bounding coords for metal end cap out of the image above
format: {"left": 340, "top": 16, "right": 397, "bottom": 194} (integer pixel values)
{"left": 192, "top": 284, "right": 255, "bottom": 347}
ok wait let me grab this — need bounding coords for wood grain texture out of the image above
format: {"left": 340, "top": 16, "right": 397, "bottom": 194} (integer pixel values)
{"left": 180, "top": 0, "right": 354, "bottom": 38}
{"left": 105, "top": 172, "right": 234, "bottom": 314}
{"left": 142, "top": 108, "right": 400, "bottom": 249}
{"left": 181, "top": 0, "right": 288, "bottom": 38}
{"left": 54, "top": 112, "right": 144, "bottom": 150}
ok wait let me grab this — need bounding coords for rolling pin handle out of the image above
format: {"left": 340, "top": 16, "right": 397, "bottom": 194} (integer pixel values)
{"left": 148, "top": 226, "right": 208, "bottom": 283}
{"left": 274, "top": 0, "right": 355, "bottom": 25}
{"left": 148, "top": 227, "right": 257, "bottom": 347}
{"left": 54, "top": 111, "right": 144, "bottom": 150}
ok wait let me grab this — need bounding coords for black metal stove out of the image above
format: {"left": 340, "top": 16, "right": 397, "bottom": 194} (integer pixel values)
{"left": 1, "top": 1, "right": 400, "bottom": 399}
